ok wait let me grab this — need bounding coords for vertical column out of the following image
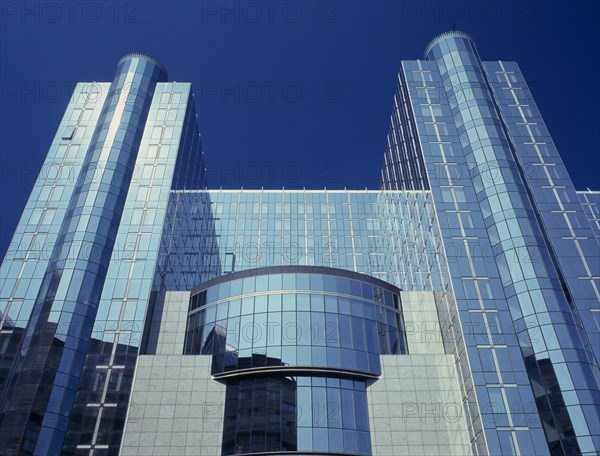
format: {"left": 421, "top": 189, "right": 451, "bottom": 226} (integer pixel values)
{"left": 426, "top": 31, "right": 599, "bottom": 455}
{"left": 67, "top": 82, "right": 202, "bottom": 455}
{"left": 0, "top": 54, "right": 167, "bottom": 455}
{"left": 402, "top": 56, "right": 532, "bottom": 455}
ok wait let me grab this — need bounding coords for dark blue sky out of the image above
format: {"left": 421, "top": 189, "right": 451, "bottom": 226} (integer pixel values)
{"left": 1, "top": 1, "right": 599, "bottom": 259}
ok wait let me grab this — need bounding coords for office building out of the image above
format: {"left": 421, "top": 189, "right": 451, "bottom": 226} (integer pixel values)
{"left": 1, "top": 32, "right": 599, "bottom": 456}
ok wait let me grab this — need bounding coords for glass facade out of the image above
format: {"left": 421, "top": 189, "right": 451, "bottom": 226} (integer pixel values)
{"left": 578, "top": 191, "right": 600, "bottom": 241}
{"left": 0, "top": 34, "right": 598, "bottom": 456}
{"left": 0, "top": 81, "right": 110, "bottom": 411}
{"left": 0, "top": 54, "right": 207, "bottom": 455}
{"left": 222, "top": 375, "right": 371, "bottom": 455}
{"left": 382, "top": 31, "right": 600, "bottom": 456}
{"left": 186, "top": 267, "right": 406, "bottom": 373}
{"left": 152, "top": 190, "right": 448, "bottom": 292}
{"left": 185, "top": 266, "right": 404, "bottom": 455}
{"left": 0, "top": 54, "right": 169, "bottom": 455}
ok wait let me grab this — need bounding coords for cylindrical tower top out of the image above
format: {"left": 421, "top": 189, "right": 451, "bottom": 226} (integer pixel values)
{"left": 117, "top": 52, "right": 168, "bottom": 81}
{"left": 424, "top": 30, "right": 475, "bottom": 59}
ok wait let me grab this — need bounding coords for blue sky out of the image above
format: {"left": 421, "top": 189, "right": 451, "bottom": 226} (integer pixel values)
{"left": 1, "top": 1, "right": 599, "bottom": 259}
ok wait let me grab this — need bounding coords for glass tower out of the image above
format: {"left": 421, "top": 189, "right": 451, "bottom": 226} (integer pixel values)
{"left": 382, "top": 31, "right": 600, "bottom": 455}
{"left": 1, "top": 33, "right": 598, "bottom": 456}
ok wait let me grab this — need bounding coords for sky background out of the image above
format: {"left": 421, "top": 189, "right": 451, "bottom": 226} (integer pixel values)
{"left": 1, "top": 0, "right": 599, "bottom": 260}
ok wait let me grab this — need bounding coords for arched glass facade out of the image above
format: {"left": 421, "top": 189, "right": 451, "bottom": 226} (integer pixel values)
{"left": 185, "top": 266, "right": 406, "bottom": 455}
{"left": 185, "top": 266, "right": 406, "bottom": 375}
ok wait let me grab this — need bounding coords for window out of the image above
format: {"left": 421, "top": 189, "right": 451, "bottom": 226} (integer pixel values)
{"left": 62, "top": 126, "right": 76, "bottom": 140}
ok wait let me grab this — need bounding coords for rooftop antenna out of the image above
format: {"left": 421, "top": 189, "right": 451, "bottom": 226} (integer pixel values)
{"left": 452, "top": 22, "right": 456, "bottom": 31}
